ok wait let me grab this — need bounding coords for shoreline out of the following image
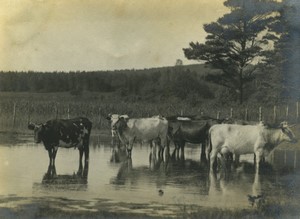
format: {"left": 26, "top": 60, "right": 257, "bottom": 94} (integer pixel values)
{"left": 0, "top": 195, "right": 299, "bottom": 219}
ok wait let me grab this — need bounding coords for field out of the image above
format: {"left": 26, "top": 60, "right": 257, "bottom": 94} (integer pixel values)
{"left": 1, "top": 91, "right": 299, "bottom": 134}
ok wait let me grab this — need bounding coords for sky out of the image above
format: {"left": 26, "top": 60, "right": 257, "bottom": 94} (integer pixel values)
{"left": 0, "top": 0, "right": 228, "bottom": 72}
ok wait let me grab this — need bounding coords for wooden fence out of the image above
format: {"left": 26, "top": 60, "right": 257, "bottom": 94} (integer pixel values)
{"left": 1, "top": 101, "right": 300, "bottom": 132}
{"left": 210, "top": 104, "right": 299, "bottom": 123}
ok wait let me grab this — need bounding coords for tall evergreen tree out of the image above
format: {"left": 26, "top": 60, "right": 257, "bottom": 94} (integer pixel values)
{"left": 184, "top": 0, "right": 280, "bottom": 104}
{"left": 266, "top": 0, "right": 300, "bottom": 99}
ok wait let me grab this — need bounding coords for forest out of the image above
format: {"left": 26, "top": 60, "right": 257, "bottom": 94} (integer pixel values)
{"left": 0, "top": 62, "right": 283, "bottom": 107}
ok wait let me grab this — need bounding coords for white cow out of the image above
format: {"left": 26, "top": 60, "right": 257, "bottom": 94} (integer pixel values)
{"left": 208, "top": 122, "right": 297, "bottom": 173}
{"left": 113, "top": 116, "right": 169, "bottom": 158}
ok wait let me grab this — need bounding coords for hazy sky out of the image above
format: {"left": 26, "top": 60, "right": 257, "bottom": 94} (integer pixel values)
{"left": 0, "top": 0, "right": 228, "bottom": 71}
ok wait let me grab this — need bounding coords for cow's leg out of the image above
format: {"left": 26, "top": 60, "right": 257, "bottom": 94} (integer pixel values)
{"left": 210, "top": 149, "right": 218, "bottom": 172}
{"left": 220, "top": 147, "right": 231, "bottom": 173}
{"left": 158, "top": 142, "right": 164, "bottom": 159}
{"left": 179, "top": 142, "right": 185, "bottom": 160}
{"left": 83, "top": 137, "right": 90, "bottom": 164}
{"left": 52, "top": 147, "right": 58, "bottom": 166}
{"left": 83, "top": 160, "right": 89, "bottom": 178}
{"left": 127, "top": 140, "right": 134, "bottom": 158}
{"left": 234, "top": 154, "right": 240, "bottom": 167}
{"left": 78, "top": 148, "right": 84, "bottom": 174}
{"left": 220, "top": 154, "right": 227, "bottom": 174}
{"left": 205, "top": 142, "right": 211, "bottom": 163}
{"left": 254, "top": 153, "right": 265, "bottom": 164}
{"left": 200, "top": 142, "right": 207, "bottom": 163}
{"left": 111, "top": 130, "right": 115, "bottom": 146}
{"left": 151, "top": 140, "right": 159, "bottom": 158}
{"left": 173, "top": 141, "right": 179, "bottom": 160}
{"left": 164, "top": 143, "right": 170, "bottom": 162}
{"left": 48, "top": 148, "right": 56, "bottom": 167}
{"left": 47, "top": 149, "right": 53, "bottom": 166}
{"left": 255, "top": 149, "right": 263, "bottom": 174}
{"left": 160, "top": 136, "right": 170, "bottom": 161}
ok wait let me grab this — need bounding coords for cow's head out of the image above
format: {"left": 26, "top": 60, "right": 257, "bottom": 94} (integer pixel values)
{"left": 280, "top": 121, "right": 297, "bottom": 143}
{"left": 106, "top": 114, "right": 113, "bottom": 121}
{"left": 112, "top": 117, "right": 128, "bottom": 134}
{"left": 107, "top": 114, "right": 129, "bottom": 128}
{"left": 28, "top": 122, "right": 46, "bottom": 143}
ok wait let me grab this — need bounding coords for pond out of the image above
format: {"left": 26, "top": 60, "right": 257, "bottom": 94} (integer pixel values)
{"left": 0, "top": 134, "right": 300, "bottom": 218}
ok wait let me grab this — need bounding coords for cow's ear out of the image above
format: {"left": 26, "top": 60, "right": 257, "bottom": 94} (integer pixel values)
{"left": 28, "top": 123, "right": 35, "bottom": 130}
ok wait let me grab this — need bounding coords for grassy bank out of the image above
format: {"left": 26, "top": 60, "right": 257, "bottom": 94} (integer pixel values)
{"left": 0, "top": 195, "right": 299, "bottom": 219}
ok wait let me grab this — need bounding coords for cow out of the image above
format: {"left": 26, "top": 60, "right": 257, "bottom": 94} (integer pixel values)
{"left": 208, "top": 121, "right": 297, "bottom": 174}
{"left": 222, "top": 119, "right": 262, "bottom": 165}
{"left": 167, "top": 116, "right": 224, "bottom": 161}
{"left": 112, "top": 116, "right": 169, "bottom": 159}
{"left": 28, "top": 117, "right": 92, "bottom": 170}
{"left": 106, "top": 114, "right": 129, "bottom": 146}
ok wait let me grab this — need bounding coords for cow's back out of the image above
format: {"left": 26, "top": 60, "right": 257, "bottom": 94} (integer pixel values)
{"left": 127, "top": 118, "right": 168, "bottom": 140}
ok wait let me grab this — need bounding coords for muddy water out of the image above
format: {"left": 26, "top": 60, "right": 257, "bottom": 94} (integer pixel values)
{"left": 0, "top": 134, "right": 300, "bottom": 217}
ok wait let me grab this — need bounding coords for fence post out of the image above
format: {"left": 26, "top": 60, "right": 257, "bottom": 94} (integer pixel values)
{"left": 12, "top": 102, "right": 17, "bottom": 128}
{"left": 217, "top": 111, "right": 220, "bottom": 119}
{"left": 297, "top": 102, "right": 299, "bottom": 123}
{"left": 27, "top": 101, "right": 31, "bottom": 124}
{"left": 259, "top": 106, "right": 262, "bottom": 121}
{"left": 180, "top": 109, "right": 183, "bottom": 116}
{"left": 244, "top": 108, "right": 248, "bottom": 121}
{"left": 230, "top": 108, "right": 233, "bottom": 118}
{"left": 67, "top": 104, "right": 70, "bottom": 119}
{"left": 98, "top": 107, "right": 102, "bottom": 129}
{"left": 286, "top": 105, "right": 289, "bottom": 121}
{"left": 55, "top": 103, "right": 59, "bottom": 119}
{"left": 294, "top": 151, "right": 297, "bottom": 169}
{"left": 273, "top": 105, "right": 277, "bottom": 123}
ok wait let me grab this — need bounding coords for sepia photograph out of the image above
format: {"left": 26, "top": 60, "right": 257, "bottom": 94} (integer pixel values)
{"left": 0, "top": 0, "right": 300, "bottom": 218}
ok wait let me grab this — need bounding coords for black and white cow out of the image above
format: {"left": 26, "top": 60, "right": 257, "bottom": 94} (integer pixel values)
{"left": 28, "top": 117, "right": 92, "bottom": 169}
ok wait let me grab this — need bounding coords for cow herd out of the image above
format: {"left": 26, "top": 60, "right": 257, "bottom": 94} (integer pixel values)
{"left": 28, "top": 113, "right": 298, "bottom": 175}
{"left": 106, "top": 113, "right": 298, "bottom": 174}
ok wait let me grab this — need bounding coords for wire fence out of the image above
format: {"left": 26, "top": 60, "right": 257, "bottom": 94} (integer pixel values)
{"left": 0, "top": 100, "right": 299, "bottom": 133}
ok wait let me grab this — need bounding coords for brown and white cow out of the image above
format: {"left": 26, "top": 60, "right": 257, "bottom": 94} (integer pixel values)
{"left": 208, "top": 122, "right": 297, "bottom": 173}
{"left": 28, "top": 117, "right": 92, "bottom": 169}
{"left": 106, "top": 114, "right": 129, "bottom": 146}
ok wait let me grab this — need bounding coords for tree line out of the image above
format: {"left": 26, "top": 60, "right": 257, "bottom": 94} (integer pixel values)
{"left": 0, "top": 66, "right": 216, "bottom": 104}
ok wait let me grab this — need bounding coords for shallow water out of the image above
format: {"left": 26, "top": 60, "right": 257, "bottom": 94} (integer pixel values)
{"left": 0, "top": 134, "right": 300, "bottom": 217}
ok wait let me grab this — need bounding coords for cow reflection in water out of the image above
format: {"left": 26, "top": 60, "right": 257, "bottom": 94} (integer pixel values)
{"left": 110, "top": 146, "right": 128, "bottom": 163}
{"left": 209, "top": 161, "right": 268, "bottom": 208}
{"left": 111, "top": 154, "right": 209, "bottom": 195}
{"left": 42, "top": 162, "right": 89, "bottom": 185}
